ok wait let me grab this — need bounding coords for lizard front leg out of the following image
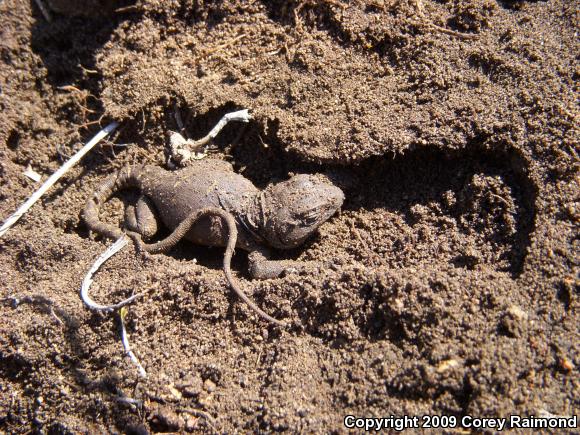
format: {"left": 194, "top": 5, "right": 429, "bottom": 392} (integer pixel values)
{"left": 248, "top": 249, "right": 312, "bottom": 280}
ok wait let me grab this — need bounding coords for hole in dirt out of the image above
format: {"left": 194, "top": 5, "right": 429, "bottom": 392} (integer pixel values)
{"left": 153, "top": 99, "right": 301, "bottom": 188}
{"left": 30, "top": 0, "right": 138, "bottom": 88}
{"left": 7, "top": 129, "right": 20, "bottom": 149}
{"left": 556, "top": 280, "right": 572, "bottom": 310}
{"left": 289, "top": 146, "right": 536, "bottom": 343}
{"left": 495, "top": 0, "right": 547, "bottom": 10}
{"left": 338, "top": 147, "right": 537, "bottom": 278}
{"left": 35, "top": 0, "right": 137, "bottom": 18}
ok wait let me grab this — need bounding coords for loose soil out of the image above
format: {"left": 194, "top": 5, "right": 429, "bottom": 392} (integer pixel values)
{"left": 0, "top": 0, "right": 578, "bottom": 433}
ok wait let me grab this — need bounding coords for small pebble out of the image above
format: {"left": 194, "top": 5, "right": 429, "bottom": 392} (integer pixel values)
{"left": 150, "top": 406, "right": 184, "bottom": 431}
{"left": 185, "top": 416, "right": 199, "bottom": 432}
{"left": 560, "top": 357, "right": 574, "bottom": 372}
{"left": 203, "top": 378, "right": 216, "bottom": 393}
{"left": 167, "top": 384, "right": 183, "bottom": 400}
{"left": 507, "top": 305, "right": 528, "bottom": 320}
{"left": 436, "top": 359, "right": 460, "bottom": 373}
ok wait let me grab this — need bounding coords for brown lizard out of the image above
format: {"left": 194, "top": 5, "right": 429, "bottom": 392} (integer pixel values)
{"left": 83, "top": 159, "right": 344, "bottom": 326}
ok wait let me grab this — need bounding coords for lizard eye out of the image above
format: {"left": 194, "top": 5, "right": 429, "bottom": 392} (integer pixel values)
{"left": 295, "top": 208, "right": 320, "bottom": 226}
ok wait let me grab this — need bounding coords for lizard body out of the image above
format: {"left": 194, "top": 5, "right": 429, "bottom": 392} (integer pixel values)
{"left": 83, "top": 159, "right": 344, "bottom": 326}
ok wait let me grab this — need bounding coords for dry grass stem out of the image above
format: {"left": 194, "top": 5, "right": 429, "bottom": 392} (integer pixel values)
{"left": 0, "top": 122, "right": 119, "bottom": 238}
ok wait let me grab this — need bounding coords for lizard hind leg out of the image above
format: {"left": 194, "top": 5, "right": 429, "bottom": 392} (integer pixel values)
{"left": 124, "top": 195, "right": 159, "bottom": 240}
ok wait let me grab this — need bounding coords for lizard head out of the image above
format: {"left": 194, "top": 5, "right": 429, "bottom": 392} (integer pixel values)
{"left": 260, "top": 174, "right": 344, "bottom": 249}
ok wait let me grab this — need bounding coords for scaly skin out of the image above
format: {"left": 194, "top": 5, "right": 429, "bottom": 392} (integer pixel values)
{"left": 83, "top": 159, "right": 344, "bottom": 326}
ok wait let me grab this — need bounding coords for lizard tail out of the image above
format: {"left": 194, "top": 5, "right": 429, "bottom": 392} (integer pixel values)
{"left": 83, "top": 166, "right": 145, "bottom": 240}
{"left": 126, "top": 207, "right": 287, "bottom": 327}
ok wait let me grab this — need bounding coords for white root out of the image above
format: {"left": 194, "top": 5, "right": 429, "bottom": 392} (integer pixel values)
{"left": 33, "top": 0, "right": 52, "bottom": 22}
{"left": 23, "top": 164, "right": 42, "bottom": 182}
{"left": 207, "top": 109, "right": 252, "bottom": 140}
{"left": 119, "top": 307, "right": 147, "bottom": 378}
{"left": 80, "top": 235, "right": 141, "bottom": 312}
{"left": 81, "top": 238, "right": 146, "bottom": 378}
{"left": 0, "top": 122, "right": 119, "bottom": 238}
{"left": 169, "top": 109, "right": 252, "bottom": 165}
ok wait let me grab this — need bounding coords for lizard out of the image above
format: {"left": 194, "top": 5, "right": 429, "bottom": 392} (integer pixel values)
{"left": 83, "top": 159, "right": 344, "bottom": 327}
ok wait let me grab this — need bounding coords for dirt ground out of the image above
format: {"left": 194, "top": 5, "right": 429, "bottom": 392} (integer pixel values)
{"left": 0, "top": 0, "right": 578, "bottom": 433}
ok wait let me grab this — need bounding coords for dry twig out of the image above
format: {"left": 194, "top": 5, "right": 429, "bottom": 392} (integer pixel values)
{"left": 169, "top": 109, "right": 252, "bottom": 165}
{"left": 119, "top": 306, "right": 147, "bottom": 378}
{"left": 33, "top": 0, "right": 52, "bottom": 22}
{"left": 0, "top": 122, "right": 119, "bottom": 238}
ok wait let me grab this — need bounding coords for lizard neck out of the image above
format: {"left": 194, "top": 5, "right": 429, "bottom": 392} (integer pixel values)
{"left": 240, "top": 191, "right": 270, "bottom": 245}
{"left": 243, "top": 188, "right": 291, "bottom": 250}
